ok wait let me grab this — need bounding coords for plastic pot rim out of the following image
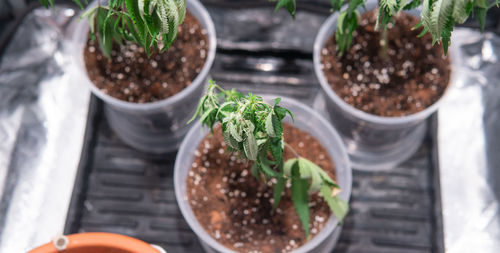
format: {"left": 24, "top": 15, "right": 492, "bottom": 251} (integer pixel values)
{"left": 312, "top": 2, "right": 458, "bottom": 126}
{"left": 69, "top": 0, "right": 217, "bottom": 112}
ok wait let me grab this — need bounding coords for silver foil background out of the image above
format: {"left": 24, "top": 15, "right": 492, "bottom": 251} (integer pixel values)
{"left": 0, "top": 5, "right": 499, "bottom": 253}
{"left": 439, "top": 29, "right": 500, "bottom": 253}
{"left": 0, "top": 7, "right": 90, "bottom": 253}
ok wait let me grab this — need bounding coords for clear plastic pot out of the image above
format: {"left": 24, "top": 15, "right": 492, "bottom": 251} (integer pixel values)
{"left": 67, "top": 0, "right": 216, "bottom": 153}
{"left": 174, "top": 96, "right": 352, "bottom": 253}
{"left": 313, "top": 0, "right": 456, "bottom": 170}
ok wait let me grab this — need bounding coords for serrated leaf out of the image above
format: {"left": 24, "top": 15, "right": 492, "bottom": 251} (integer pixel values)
{"left": 200, "top": 107, "right": 216, "bottom": 126}
{"left": 321, "top": 184, "right": 349, "bottom": 221}
{"left": 291, "top": 161, "right": 310, "bottom": 238}
{"left": 274, "top": 106, "right": 293, "bottom": 121}
{"left": 259, "top": 157, "right": 279, "bottom": 177}
{"left": 453, "top": 0, "right": 472, "bottom": 23}
{"left": 273, "top": 177, "right": 286, "bottom": 210}
{"left": 243, "top": 133, "right": 258, "bottom": 161}
{"left": 223, "top": 130, "right": 239, "bottom": 150}
{"left": 228, "top": 121, "right": 243, "bottom": 142}
{"left": 269, "top": 139, "right": 283, "bottom": 166}
{"left": 404, "top": 0, "right": 422, "bottom": 10}
{"left": 265, "top": 112, "right": 276, "bottom": 137}
{"left": 177, "top": 0, "right": 186, "bottom": 23}
{"left": 126, "top": 0, "right": 146, "bottom": 44}
{"left": 429, "top": 0, "right": 454, "bottom": 44}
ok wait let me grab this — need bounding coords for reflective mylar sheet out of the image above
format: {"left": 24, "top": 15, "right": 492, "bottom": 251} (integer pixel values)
{"left": 439, "top": 29, "right": 500, "bottom": 253}
{"left": 0, "top": 7, "right": 90, "bottom": 253}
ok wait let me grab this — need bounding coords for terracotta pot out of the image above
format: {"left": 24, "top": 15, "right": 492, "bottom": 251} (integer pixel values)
{"left": 28, "top": 233, "right": 164, "bottom": 253}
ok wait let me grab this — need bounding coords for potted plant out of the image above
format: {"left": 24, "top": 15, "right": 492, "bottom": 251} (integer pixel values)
{"left": 42, "top": 0, "right": 216, "bottom": 153}
{"left": 29, "top": 232, "right": 165, "bottom": 253}
{"left": 174, "top": 80, "right": 352, "bottom": 252}
{"left": 276, "top": 0, "right": 498, "bottom": 169}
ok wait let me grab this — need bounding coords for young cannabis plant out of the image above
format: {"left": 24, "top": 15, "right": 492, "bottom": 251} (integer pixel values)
{"left": 275, "top": 0, "right": 499, "bottom": 55}
{"left": 188, "top": 80, "right": 349, "bottom": 238}
{"left": 41, "top": 0, "right": 186, "bottom": 58}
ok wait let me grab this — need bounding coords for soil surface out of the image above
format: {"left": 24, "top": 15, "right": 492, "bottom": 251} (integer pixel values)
{"left": 187, "top": 124, "right": 337, "bottom": 253}
{"left": 321, "top": 10, "right": 451, "bottom": 117}
{"left": 84, "top": 12, "right": 208, "bottom": 103}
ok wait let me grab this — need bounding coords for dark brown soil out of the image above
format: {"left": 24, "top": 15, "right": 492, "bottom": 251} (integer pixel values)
{"left": 84, "top": 12, "right": 209, "bottom": 103}
{"left": 187, "top": 124, "right": 337, "bottom": 253}
{"left": 321, "top": 10, "right": 451, "bottom": 117}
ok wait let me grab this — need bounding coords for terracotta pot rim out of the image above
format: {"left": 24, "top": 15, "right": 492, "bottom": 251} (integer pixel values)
{"left": 28, "top": 232, "right": 162, "bottom": 253}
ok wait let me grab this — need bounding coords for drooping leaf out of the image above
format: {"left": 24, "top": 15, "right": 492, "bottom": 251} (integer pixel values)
{"left": 243, "top": 133, "right": 258, "bottom": 161}
{"left": 429, "top": 0, "right": 454, "bottom": 44}
{"left": 453, "top": 0, "right": 473, "bottom": 23}
{"left": 321, "top": 184, "right": 349, "bottom": 221}
{"left": 265, "top": 111, "right": 276, "bottom": 137}
{"left": 258, "top": 157, "right": 279, "bottom": 177}
{"left": 291, "top": 161, "right": 310, "bottom": 238}
{"left": 273, "top": 177, "right": 287, "bottom": 210}
{"left": 275, "top": 0, "right": 297, "bottom": 18}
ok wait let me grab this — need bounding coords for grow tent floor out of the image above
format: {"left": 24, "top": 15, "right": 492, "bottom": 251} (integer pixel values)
{"left": 63, "top": 2, "right": 444, "bottom": 253}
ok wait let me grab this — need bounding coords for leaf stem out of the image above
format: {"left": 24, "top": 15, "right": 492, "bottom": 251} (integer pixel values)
{"left": 284, "top": 141, "right": 300, "bottom": 158}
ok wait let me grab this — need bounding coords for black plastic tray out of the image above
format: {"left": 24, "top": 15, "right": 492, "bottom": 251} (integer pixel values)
{"left": 64, "top": 2, "right": 444, "bottom": 253}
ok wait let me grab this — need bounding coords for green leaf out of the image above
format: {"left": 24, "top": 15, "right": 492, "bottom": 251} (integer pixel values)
{"left": 250, "top": 162, "right": 259, "bottom": 179}
{"left": 187, "top": 96, "right": 207, "bottom": 124}
{"left": 228, "top": 121, "right": 243, "bottom": 142}
{"left": 291, "top": 161, "right": 310, "bottom": 238}
{"left": 297, "top": 158, "right": 312, "bottom": 179}
{"left": 40, "top": 0, "right": 50, "bottom": 8}
{"left": 321, "top": 184, "right": 349, "bottom": 221}
{"left": 475, "top": 6, "right": 487, "bottom": 32}
{"left": 429, "top": 0, "right": 454, "bottom": 44}
{"left": 284, "top": 158, "right": 297, "bottom": 177}
{"left": 258, "top": 157, "right": 279, "bottom": 177}
{"left": 273, "top": 177, "right": 286, "bottom": 210}
{"left": 330, "top": 0, "right": 344, "bottom": 11}
{"left": 275, "top": 0, "right": 297, "bottom": 18}
{"left": 265, "top": 111, "right": 277, "bottom": 137}
{"left": 453, "top": 0, "right": 473, "bottom": 23}
{"left": 72, "top": 0, "right": 84, "bottom": 9}
{"left": 126, "top": 0, "right": 147, "bottom": 45}
{"left": 243, "top": 133, "right": 258, "bottom": 161}
{"left": 223, "top": 130, "right": 240, "bottom": 150}
{"left": 200, "top": 107, "right": 216, "bottom": 126}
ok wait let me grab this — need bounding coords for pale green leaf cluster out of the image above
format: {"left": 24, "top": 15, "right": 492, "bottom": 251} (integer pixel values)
{"left": 189, "top": 80, "right": 348, "bottom": 238}
{"left": 276, "top": 0, "right": 499, "bottom": 55}
{"left": 420, "top": 0, "right": 497, "bottom": 54}
{"left": 41, "top": 0, "right": 186, "bottom": 58}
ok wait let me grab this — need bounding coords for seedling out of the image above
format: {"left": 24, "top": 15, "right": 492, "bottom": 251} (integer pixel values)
{"left": 275, "top": 0, "right": 499, "bottom": 55}
{"left": 41, "top": 0, "right": 186, "bottom": 57}
{"left": 189, "top": 80, "right": 349, "bottom": 238}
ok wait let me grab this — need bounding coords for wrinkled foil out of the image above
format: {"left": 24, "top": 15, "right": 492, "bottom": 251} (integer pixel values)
{"left": 439, "top": 29, "right": 500, "bottom": 253}
{"left": 0, "top": 7, "right": 90, "bottom": 253}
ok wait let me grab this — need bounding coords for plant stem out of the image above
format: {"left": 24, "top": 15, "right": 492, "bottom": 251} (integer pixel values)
{"left": 284, "top": 142, "right": 300, "bottom": 158}
{"left": 379, "top": 26, "right": 389, "bottom": 60}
